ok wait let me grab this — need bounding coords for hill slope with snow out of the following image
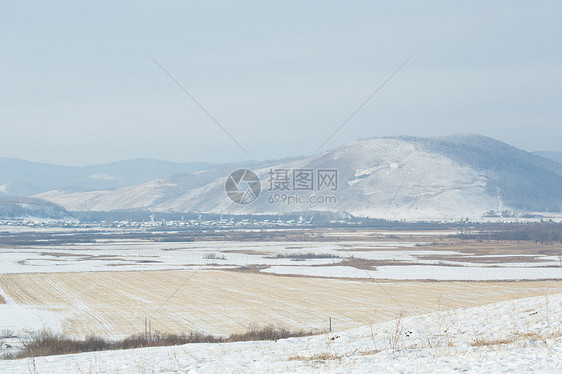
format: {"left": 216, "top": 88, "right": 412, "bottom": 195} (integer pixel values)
{"left": 36, "top": 135, "right": 562, "bottom": 221}
{"left": 0, "top": 197, "right": 73, "bottom": 221}
{"left": 1, "top": 292, "right": 560, "bottom": 373}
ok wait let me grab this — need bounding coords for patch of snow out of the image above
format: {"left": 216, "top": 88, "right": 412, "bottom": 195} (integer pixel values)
{"left": 0, "top": 285, "right": 62, "bottom": 336}
{"left": 88, "top": 173, "right": 115, "bottom": 180}
{"left": 263, "top": 264, "right": 562, "bottom": 281}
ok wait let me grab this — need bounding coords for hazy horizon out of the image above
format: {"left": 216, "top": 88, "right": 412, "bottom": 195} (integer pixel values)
{"left": 2, "top": 1, "right": 561, "bottom": 166}
{"left": 0, "top": 133, "right": 561, "bottom": 167}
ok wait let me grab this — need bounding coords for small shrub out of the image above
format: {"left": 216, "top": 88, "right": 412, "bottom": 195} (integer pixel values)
{"left": 0, "top": 329, "right": 14, "bottom": 339}
{"left": 10, "top": 325, "right": 317, "bottom": 359}
{"left": 228, "top": 325, "right": 311, "bottom": 342}
{"left": 120, "top": 331, "right": 224, "bottom": 349}
{"left": 16, "top": 331, "right": 112, "bottom": 358}
{"left": 203, "top": 253, "right": 225, "bottom": 260}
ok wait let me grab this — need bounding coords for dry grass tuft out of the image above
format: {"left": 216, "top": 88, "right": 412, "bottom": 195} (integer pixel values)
{"left": 388, "top": 312, "right": 404, "bottom": 350}
{"left": 471, "top": 336, "right": 517, "bottom": 347}
{"left": 471, "top": 330, "right": 562, "bottom": 347}
{"left": 288, "top": 352, "right": 343, "bottom": 362}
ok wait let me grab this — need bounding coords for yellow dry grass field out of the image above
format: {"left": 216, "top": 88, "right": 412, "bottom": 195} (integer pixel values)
{"left": 0, "top": 270, "right": 560, "bottom": 338}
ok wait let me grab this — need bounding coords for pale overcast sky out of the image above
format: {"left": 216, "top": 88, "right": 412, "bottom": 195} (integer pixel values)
{"left": 1, "top": 1, "right": 561, "bottom": 165}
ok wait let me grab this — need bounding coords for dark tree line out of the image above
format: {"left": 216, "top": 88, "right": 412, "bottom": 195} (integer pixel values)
{"left": 458, "top": 222, "right": 562, "bottom": 243}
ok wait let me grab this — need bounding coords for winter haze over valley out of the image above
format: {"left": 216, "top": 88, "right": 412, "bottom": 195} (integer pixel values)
{"left": 2, "top": 1, "right": 562, "bottom": 373}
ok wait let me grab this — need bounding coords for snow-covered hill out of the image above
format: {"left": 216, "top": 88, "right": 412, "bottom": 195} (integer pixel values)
{"left": 36, "top": 135, "right": 562, "bottom": 221}
{"left": 0, "top": 197, "right": 73, "bottom": 221}
{"left": 1, "top": 292, "right": 560, "bottom": 373}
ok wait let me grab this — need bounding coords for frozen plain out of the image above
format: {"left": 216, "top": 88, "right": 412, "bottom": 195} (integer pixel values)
{"left": 0, "top": 228, "right": 561, "bottom": 372}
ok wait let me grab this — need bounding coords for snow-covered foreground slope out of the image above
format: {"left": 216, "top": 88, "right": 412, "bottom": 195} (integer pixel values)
{"left": 37, "top": 135, "right": 562, "bottom": 221}
{"left": 2, "top": 293, "right": 561, "bottom": 373}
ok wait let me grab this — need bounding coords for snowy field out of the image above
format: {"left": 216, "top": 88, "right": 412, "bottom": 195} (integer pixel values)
{"left": 1, "top": 292, "right": 560, "bottom": 373}
{"left": 2, "top": 269, "right": 560, "bottom": 341}
{"left": 0, "top": 227, "right": 561, "bottom": 372}
{"left": 0, "top": 236, "right": 560, "bottom": 280}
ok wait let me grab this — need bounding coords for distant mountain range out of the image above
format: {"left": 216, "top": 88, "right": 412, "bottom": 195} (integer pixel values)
{"left": 534, "top": 151, "right": 562, "bottom": 165}
{"left": 26, "top": 135, "right": 562, "bottom": 222}
{"left": 0, "top": 158, "right": 214, "bottom": 196}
